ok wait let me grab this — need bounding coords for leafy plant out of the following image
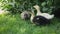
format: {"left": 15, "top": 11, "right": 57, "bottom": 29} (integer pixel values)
{"left": 0, "top": 0, "right": 54, "bottom": 14}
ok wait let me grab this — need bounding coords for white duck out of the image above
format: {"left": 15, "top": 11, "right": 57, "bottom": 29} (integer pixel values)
{"left": 30, "top": 9, "right": 50, "bottom": 25}
{"left": 33, "top": 5, "right": 54, "bottom": 19}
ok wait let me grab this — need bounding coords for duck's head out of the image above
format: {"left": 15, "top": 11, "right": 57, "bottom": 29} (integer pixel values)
{"left": 33, "top": 5, "right": 40, "bottom": 10}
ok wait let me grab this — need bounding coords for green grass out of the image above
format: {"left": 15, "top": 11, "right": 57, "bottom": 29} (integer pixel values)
{"left": 0, "top": 14, "right": 60, "bottom": 34}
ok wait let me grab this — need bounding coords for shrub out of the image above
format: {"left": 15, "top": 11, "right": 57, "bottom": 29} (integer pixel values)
{"left": 0, "top": 0, "right": 54, "bottom": 14}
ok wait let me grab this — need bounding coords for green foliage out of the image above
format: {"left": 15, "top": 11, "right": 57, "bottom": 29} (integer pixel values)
{"left": 54, "top": 0, "right": 60, "bottom": 7}
{"left": 0, "top": 0, "right": 54, "bottom": 14}
{"left": 41, "top": 0, "right": 54, "bottom": 13}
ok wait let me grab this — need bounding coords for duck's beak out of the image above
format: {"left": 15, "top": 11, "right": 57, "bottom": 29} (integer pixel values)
{"left": 33, "top": 5, "right": 40, "bottom": 10}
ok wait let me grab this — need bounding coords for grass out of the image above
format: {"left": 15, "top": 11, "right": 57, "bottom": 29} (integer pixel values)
{"left": 0, "top": 14, "right": 60, "bottom": 34}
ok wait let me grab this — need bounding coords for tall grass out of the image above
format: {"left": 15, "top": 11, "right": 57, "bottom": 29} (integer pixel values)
{"left": 0, "top": 14, "right": 60, "bottom": 34}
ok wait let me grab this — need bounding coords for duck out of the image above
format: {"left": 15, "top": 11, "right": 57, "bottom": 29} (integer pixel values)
{"left": 20, "top": 10, "right": 31, "bottom": 20}
{"left": 30, "top": 9, "right": 50, "bottom": 25}
{"left": 33, "top": 5, "right": 54, "bottom": 20}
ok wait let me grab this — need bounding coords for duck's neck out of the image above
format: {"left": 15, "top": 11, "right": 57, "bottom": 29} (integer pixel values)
{"left": 30, "top": 13, "right": 35, "bottom": 22}
{"left": 31, "top": 13, "right": 34, "bottom": 19}
{"left": 36, "top": 8, "right": 42, "bottom": 15}
{"left": 37, "top": 9, "right": 41, "bottom": 13}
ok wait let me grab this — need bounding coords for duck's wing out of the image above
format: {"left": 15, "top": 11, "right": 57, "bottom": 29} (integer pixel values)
{"left": 41, "top": 13, "right": 54, "bottom": 19}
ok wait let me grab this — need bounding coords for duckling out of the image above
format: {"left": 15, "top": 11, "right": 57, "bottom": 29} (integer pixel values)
{"left": 20, "top": 10, "right": 31, "bottom": 20}
{"left": 33, "top": 5, "right": 54, "bottom": 20}
{"left": 30, "top": 9, "right": 50, "bottom": 25}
